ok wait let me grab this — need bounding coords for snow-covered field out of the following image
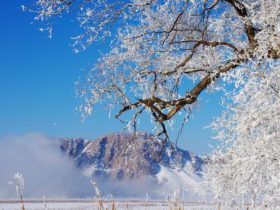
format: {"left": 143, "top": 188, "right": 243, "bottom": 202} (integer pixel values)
{"left": 0, "top": 199, "right": 217, "bottom": 210}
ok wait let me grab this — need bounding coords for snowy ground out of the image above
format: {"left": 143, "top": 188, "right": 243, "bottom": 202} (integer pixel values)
{"left": 0, "top": 199, "right": 218, "bottom": 210}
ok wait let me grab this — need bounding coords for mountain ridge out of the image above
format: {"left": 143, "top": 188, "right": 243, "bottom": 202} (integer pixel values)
{"left": 59, "top": 132, "right": 204, "bottom": 198}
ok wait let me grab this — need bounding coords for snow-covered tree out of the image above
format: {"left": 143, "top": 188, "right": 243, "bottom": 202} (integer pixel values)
{"left": 26, "top": 0, "right": 280, "bottom": 138}
{"left": 205, "top": 60, "right": 280, "bottom": 209}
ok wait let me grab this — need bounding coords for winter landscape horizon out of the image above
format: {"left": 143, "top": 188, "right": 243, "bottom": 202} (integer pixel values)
{"left": 1, "top": 0, "right": 280, "bottom": 209}
{"left": 0, "top": 132, "right": 215, "bottom": 210}
{"left": 0, "top": 132, "right": 205, "bottom": 199}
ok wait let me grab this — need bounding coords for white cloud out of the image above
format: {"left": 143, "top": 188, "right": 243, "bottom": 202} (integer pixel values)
{"left": 0, "top": 133, "right": 92, "bottom": 198}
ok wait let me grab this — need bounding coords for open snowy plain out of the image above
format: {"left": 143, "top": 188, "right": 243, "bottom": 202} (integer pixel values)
{"left": 0, "top": 199, "right": 218, "bottom": 210}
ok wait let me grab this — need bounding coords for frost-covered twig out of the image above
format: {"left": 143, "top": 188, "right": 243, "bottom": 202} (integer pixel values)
{"left": 13, "top": 173, "right": 25, "bottom": 210}
{"left": 91, "top": 179, "right": 103, "bottom": 210}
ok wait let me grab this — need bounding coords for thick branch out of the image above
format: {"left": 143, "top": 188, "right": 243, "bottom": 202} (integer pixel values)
{"left": 164, "top": 58, "right": 242, "bottom": 121}
{"left": 115, "top": 53, "right": 246, "bottom": 124}
{"left": 224, "top": 0, "right": 257, "bottom": 47}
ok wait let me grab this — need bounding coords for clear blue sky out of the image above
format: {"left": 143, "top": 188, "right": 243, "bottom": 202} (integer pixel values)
{"left": 0, "top": 0, "right": 223, "bottom": 155}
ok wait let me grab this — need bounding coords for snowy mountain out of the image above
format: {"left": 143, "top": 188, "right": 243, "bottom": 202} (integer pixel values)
{"left": 60, "top": 133, "right": 204, "bottom": 198}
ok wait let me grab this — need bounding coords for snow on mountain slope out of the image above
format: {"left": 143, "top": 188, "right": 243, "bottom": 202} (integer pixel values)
{"left": 60, "top": 133, "right": 204, "bottom": 198}
{"left": 155, "top": 165, "right": 203, "bottom": 198}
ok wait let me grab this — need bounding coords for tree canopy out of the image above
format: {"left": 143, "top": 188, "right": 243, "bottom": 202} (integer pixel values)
{"left": 26, "top": 0, "right": 279, "bottom": 139}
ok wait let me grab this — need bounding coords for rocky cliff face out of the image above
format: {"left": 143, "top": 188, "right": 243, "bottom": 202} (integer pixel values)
{"left": 60, "top": 133, "right": 203, "bottom": 179}
{"left": 59, "top": 133, "right": 204, "bottom": 198}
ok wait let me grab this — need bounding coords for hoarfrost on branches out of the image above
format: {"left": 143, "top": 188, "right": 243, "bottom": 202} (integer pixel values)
{"left": 205, "top": 61, "right": 280, "bottom": 209}
{"left": 26, "top": 0, "right": 280, "bottom": 138}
